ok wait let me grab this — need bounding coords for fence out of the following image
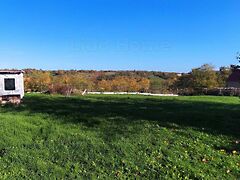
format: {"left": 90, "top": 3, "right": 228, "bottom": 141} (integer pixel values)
{"left": 177, "top": 88, "right": 240, "bottom": 96}
{"left": 87, "top": 92, "right": 178, "bottom": 97}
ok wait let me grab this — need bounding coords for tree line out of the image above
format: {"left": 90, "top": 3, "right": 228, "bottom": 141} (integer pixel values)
{"left": 23, "top": 64, "right": 232, "bottom": 95}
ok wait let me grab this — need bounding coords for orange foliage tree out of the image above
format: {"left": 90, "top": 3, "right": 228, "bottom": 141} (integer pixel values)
{"left": 97, "top": 76, "right": 150, "bottom": 92}
{"left": 25, "top": 71, "right": 51, "bottom": 92}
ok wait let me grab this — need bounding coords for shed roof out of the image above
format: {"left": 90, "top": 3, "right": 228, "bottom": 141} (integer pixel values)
{"left": 0, "top": 70, "right": 24, "bottom": 74}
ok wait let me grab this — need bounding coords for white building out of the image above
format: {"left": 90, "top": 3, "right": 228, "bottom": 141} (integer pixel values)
{"left": 0, "top": 70, "right": 24, "bottom": 104}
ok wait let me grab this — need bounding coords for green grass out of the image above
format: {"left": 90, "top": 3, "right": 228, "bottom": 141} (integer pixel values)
{"left": 0, "top": 94, "right": 239, "bottom": 179}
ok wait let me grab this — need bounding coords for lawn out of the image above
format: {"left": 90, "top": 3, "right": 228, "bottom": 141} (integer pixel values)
{"left": 0, "top": 94, "right": 239, "bottom": 179}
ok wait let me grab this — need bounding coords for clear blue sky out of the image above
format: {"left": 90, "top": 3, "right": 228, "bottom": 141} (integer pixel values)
{"left": 0, "top": 0, "right": 239, "bottom": 72}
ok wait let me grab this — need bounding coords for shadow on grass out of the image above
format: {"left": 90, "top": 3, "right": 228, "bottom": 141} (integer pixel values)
{"left": 2, "top": 94, "right": 240, "bottom": 141}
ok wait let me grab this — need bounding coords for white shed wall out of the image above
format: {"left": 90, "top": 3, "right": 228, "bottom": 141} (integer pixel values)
{"left": 0, "top": 73, "right": 24, "bottom": 98}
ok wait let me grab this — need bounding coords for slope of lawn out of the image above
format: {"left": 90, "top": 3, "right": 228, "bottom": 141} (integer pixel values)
{"left": 0, "top": 94, "right": 239, "bottom": 179}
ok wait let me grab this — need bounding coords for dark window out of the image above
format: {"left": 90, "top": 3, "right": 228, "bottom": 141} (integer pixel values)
{"left": 4, "top": 78, "right": 15, "bottom": 91}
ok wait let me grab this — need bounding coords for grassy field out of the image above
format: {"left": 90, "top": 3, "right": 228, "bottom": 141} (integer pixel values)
{"left": 0, "top": 94, "right": 239, "bottom": 179}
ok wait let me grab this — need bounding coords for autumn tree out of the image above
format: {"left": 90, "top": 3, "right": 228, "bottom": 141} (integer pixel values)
{"left": 98, "top": 80, "right": 112, "bottom": 91}
{"left": 138, "top": 78, "right": 150, "bottom": 92}
{"left": 51, "top": 74, "right": 90, "bottom": 96}
{"left": 25, "top": 71, "right": 52, "bottom": 92}
{"left": 97, "top": 76, "right": 150, "bottom": 92}
{"left": 111, "top": 77, "right": 130, "bottom": 92}
{"left": 24, "top": 76, "right": 32, "bottom": 92}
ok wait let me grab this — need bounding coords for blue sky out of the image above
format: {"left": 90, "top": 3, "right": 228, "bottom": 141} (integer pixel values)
{"left": 0, "top": 0, "right": 239, "bottom": 72}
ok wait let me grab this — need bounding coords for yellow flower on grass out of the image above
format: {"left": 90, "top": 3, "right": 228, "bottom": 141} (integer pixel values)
{"left": 232, "top": 150, "right": 237, "bottom": 154}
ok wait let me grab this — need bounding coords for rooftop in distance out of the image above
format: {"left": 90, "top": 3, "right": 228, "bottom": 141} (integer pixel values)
{"left": 0, "top": 70, "right": 24, "bottom": 74}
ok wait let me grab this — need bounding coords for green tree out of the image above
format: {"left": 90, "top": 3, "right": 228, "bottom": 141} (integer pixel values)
{"left": 217, "top": 66, "right": 231, "bottom": 87}
{"left": 174, "top": 74, "right": 193, "bottom": 89}
{"left": 191, "top": 64, "right": 218, "bottom": 89}
{"left": 149, "top": 77, "right": 168, "bottom": 93}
